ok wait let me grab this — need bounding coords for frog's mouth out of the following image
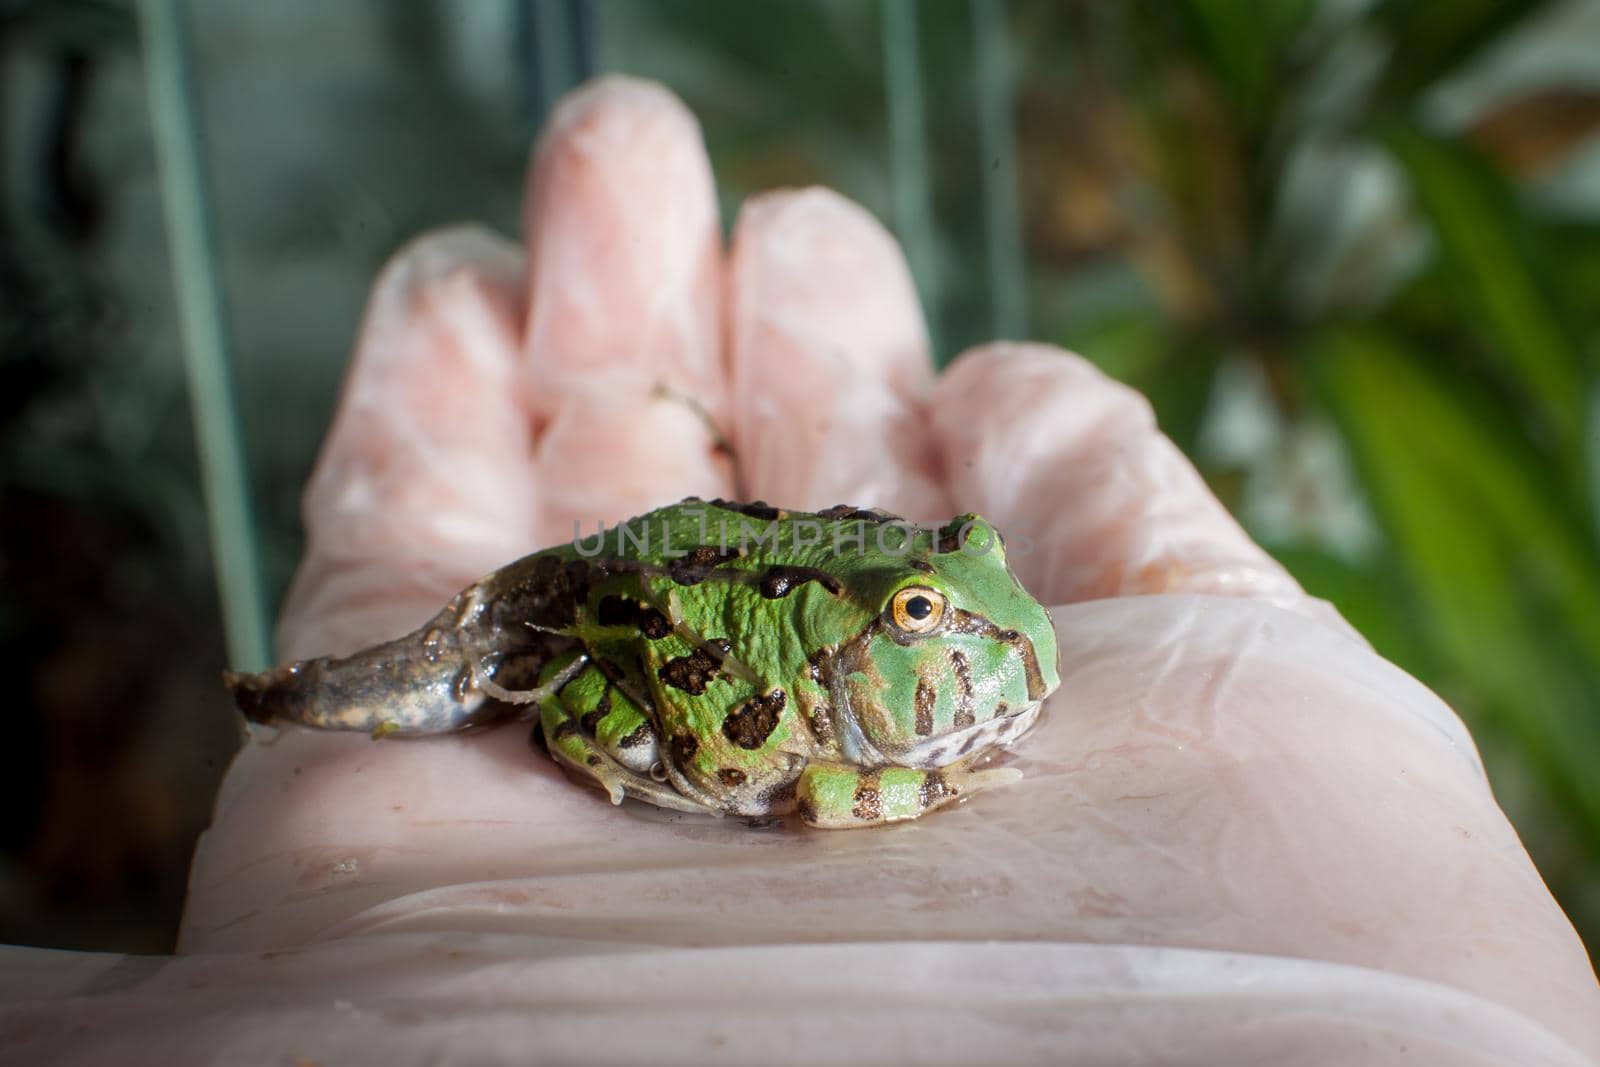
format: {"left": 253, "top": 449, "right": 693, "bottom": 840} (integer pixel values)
{"left": 832, "top": 691, "right": 1042, "bottom": 770}
{"left": 893, "top": 698, "right": 1042, "bottom": 769}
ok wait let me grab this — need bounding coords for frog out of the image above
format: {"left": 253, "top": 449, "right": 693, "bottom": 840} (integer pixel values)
{"left": 225, "top": 498, "right": 1060, "bottom": 828}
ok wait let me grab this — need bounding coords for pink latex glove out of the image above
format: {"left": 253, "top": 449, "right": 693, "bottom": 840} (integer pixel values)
{"left": 2, "top": 78, "right": 1595, "bottom": 1067}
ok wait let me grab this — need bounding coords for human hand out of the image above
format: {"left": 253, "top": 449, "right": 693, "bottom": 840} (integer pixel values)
{"left": 51, "top": 78, "right": 1598, "bottom": 1064}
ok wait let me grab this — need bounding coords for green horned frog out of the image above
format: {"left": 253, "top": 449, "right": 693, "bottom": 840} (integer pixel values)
{"left": 227, "top": 499, "right": 1061, "bottom": 828}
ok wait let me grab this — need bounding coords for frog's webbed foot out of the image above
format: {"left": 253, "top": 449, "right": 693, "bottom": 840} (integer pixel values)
{"left": 796, "top": 758, "right": 1022, "bottom": 829}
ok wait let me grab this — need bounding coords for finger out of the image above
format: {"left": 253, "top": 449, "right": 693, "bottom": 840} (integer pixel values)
{"left": 277, "top": 226, "right": 536, "bottom": 661}
{"left": 930, "top": 344, "right": 1328, "bottom": 618}
{"left": 522, "top": 77, "right": 733, "bottom": 542}
{"left": 726, "top": 188, "right": 951, "bottom": 522}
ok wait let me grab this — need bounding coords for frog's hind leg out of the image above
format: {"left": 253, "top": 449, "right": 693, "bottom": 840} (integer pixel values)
{"left": 536, "top": 662, "right": 709, "bottom": 815}
{"left": 796, "top": 758, "right": 1023, "bottom": 829}
{"left": 540, "top": 658, "right": 662, "bottom": 774}
{"left": 475, "top": 651, "right": 587, "bottom": 709}
{"left": 539, "top": 696, "right": 627, "bottom": 804}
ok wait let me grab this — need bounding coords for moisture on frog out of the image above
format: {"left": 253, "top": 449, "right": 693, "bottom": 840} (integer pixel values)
{"left": 226, "top": 499, "right": 1061, "bottom": 828}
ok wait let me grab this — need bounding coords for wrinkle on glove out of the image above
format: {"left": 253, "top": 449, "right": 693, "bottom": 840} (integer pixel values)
{"left": 0, "top": 937, "right": 1589, "bottom": 1067}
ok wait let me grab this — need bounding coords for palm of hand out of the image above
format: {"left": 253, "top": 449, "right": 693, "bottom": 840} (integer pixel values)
{"left": 173, "top": 79, "right": 1598, "bottom": 1064}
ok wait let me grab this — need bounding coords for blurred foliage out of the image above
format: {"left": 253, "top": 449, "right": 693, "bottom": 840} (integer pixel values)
{"left": 1019, "top": 0, "right": 1600, "bottom": 959}
{"left": 613, "top": 0, "right": 1600, "bottom": 959}
{"left": 1054, "top": 0, "right": 1600, "bottom": 959}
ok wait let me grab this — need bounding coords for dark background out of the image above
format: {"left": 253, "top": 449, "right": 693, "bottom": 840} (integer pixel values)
{"left": 1, "top": 0, "right": 1597, "bottom": 962}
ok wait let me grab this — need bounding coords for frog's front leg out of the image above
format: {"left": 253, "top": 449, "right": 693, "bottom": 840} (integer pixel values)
{"left": 796, "top": 759, "right": 1022, "bottom": 828}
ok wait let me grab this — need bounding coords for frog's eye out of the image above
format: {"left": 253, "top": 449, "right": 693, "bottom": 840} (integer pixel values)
{"left": 888, "top": 586, "right": 946, "bottom": 634}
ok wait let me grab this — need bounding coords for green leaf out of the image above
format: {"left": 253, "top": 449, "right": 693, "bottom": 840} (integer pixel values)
{"left": 1547, "top": 219, "right": 1600, "bottom": 341}
{"left": 1174, "top": 0, "right": 1314, "bottom": 122}
{"left": 1371, "top": 0, "right": 1554, "bottom": 101}
{"left": 1382, "top": 122, "right": 1588, "bottom": 462}
{"left": 1145, "top": 337, "right": 1225, "bottom": 457}
{"left": 1315, "top": 327, "right": 1600, "bottom": 836}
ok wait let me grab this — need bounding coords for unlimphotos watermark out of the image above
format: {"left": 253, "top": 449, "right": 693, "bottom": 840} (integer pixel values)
{"left": 570, "top": 507, "right": 1031, "bottom": 560}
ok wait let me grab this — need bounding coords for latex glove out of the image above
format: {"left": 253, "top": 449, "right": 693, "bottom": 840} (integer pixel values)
{"left": 2, "top": 78, "right": 1595, "bottom": 1067}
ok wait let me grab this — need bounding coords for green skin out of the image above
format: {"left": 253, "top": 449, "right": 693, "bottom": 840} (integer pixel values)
{"left": 227, "top": 500, "right": 1061, "bottom": 828}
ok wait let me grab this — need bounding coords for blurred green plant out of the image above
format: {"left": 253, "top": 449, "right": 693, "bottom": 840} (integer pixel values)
{"left": 1024, "top": 0, "right": 1600, "bottom": 957}
{"left": 609, "top": 0, "right": 1600, "bottom": 957}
